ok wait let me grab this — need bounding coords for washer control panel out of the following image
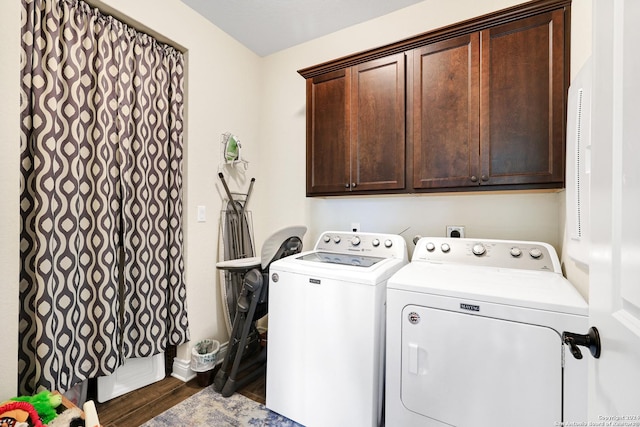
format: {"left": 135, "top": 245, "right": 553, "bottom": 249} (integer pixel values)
{"left": 413, "top": 237, "right": 560, "bottom": 272}
{"left": 315, "top": 231, "right": 407, "bottom": 260}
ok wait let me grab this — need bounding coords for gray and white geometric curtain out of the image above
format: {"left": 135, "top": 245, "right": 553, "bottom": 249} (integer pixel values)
{"left": 19, "top": 0, "right": 190, "bottom": 394}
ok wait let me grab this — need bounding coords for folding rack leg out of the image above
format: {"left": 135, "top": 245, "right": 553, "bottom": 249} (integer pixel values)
{"left": 221, "top": 270, "right": 263, "bottom": 397}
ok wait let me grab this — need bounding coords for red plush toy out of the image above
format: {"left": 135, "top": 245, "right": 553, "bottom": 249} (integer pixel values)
{"left": 0, "top": 401, "right": 44, "bottom": 427}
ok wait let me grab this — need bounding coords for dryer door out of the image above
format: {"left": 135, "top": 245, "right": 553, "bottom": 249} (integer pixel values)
{"left": 401, "top": 304, "right": 562, "bottom": 427}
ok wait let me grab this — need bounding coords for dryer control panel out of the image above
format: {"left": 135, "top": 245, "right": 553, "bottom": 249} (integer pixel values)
{"left": 315, "top": 231, "right": 408, "bottom": 261}
{"left": 413, "top": 237, "right": 561, "bottom": 272}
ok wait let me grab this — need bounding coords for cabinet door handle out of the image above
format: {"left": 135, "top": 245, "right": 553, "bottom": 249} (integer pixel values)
{"left": 352, "top": 182, "right": 357, "bottom": 188}
{"left": 470, "top": 176, "right": 478, "bottom": 182}
{"left": 481, "top": 175, "right": 489, "bottom": 182}
{"left": 345, "top": 183, "right": 350, "bottom": 188}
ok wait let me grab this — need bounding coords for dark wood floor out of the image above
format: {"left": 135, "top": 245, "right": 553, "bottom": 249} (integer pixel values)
{"left": 95, "top": 368, "right": 266, "bottom": 427}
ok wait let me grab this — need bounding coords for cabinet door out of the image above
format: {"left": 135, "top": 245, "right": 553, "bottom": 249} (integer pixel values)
{"left": 306, "top": 69, "right": 351, "bottom": 195}
{"left": 480, "top": 9, "right": 566, "bottom": 186}
{"left": 350, "top": 54, "right": 406, "bottom": 191}
{"left": 411, "top": 34, "right": 480, "bottom": 189}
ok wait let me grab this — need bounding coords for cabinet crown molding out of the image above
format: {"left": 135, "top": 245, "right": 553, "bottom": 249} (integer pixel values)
{"left": 298, "top": 0, "right": 571, "bottom": 79}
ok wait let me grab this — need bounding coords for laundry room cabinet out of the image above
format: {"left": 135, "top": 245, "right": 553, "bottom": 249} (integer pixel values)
{"left": 412, "top": 9, "right": 567, "bottom": 190}
{"left": 409, "top": 33, "right": 481, "bottom": 189}
{"left": 304, "top": 54, "right": 405, "bottom": 195}
{"left": 300, "top": 0, "right": 570, "bottom": 196}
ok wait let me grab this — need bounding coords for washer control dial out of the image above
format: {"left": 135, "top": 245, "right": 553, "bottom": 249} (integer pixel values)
{"left": 472, "top": 243, "right": 486, "bottom": 256}
{"left": 384, "top": 239, "right": 393, "bottom": 248}
{"left": 333, "top": 235, "right": 341, "bottom": 244}
{"left": 426, "top": 242, "right": 436, "bottom": 252}
{"left": 441, "top": 243, "right": 450, "bottom": 253}
{"left": 529, "top": 248, "right": 543, "bottom": 259}
{"left": 372, "top": 238, "right": 380, "bottom": 247}
{"left": 323, "top": 235, "right": 331, "bottom": 243}
{"left": 351, "top": 236, "right": 361, "bottom": 246}
{"left": 510, "top": 247, "right": 522, "bottom": 258}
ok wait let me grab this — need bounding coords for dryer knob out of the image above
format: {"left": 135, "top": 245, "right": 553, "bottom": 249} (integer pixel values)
{"left": 372, "top": 239, "right": 380, "bottom": 247}
{"left": 323, "top": 235, "right": 331, "bottom": 243}
{"left": 472, "top": 243, "right": 486, "bottom": 256}
{"left": 510, "top": 247, "right": 522, "bottom": 257}
{"left": 333, "top": 235, "right": 341, "bottom": 244}
{"left": 441, "top": 243, "right": 451, "bottom": 253}
{"left": 426, "top": 242, "right": 436, "bottom": 252}
{"left": 384, "top": 239, "right": 393, "bottom": 248}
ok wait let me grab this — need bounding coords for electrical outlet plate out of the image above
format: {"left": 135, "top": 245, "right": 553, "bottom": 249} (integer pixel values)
{"left": 446, "top": 225, "right": 465, "bottom": 238}
{"left": 351, "top": 222, "right": 360, "bottom": 232}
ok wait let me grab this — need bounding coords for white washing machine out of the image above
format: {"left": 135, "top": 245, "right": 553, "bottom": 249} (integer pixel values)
{"left": 266, "top": 231, "right": 408, "bottom": 427}
{"left": 386, "top": 237, "right": 589, "bottom": 427}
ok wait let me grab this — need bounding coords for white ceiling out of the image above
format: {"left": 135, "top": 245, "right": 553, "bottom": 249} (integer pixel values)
{"left": 180, "top": 0, "right": 423, "bottom": 57}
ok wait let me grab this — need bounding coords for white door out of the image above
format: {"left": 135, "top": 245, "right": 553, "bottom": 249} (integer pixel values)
{"left": 589, "top": 0, "right": 640, "bottom": 419}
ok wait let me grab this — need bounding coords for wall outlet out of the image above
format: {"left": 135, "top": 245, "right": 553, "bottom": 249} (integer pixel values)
{"left": 446, "top": 225, "right": 465, "bottom": 238}
{"left": 351, "top": 222, "right": 360, "bottom": 232}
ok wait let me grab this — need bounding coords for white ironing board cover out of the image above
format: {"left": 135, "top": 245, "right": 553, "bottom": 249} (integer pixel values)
{"left": 216, "top": 256, "right": 261, "bottom": 270}
{"left": 215, "top": 225, "right": 307, "bottom": 270}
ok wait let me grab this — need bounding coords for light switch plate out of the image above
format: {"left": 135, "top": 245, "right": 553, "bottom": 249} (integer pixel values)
{"left": 197, "top": 205, "right": 206, "bottom": 222}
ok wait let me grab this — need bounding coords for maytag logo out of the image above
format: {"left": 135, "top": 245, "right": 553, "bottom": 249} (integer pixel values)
{"left": 309, "top": 278, "right": 321, "bottom": 285}
{"left": 460, "top": 303, "right": 480, "bottom": 312}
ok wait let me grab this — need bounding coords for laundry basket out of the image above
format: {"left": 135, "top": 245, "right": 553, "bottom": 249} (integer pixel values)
{"left": 191, "top": 339, "right": 220, "bottom": 386}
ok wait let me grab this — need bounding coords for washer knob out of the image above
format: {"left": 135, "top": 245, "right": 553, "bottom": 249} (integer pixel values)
{"left": 351, "top": 236, "right": 361, "bottom": 246}
{"left": 372, "top": 238, "right": 380, "bottom": 247}
{"left": 510, "top": 247, "right": 522, "bottom": 257}
{"left": 529, "top": 248, "right": 543, "bottom": 259}
{"left": 426, "top": 242, "right": 436, "bottom": 252}
{"left": 441, "top": 243, "right": 451, "bottom": 253}
{"left": 472, "top": 243, "right": 486, "bottom": 256}
{"left": 384, "top": 239, "right": 393, "bottom": 248}
{"left": 333, "top": 235, "right": 341, "bottom": 244}
{"left": 323, "top": 235, "right": 331, "bottom": 243}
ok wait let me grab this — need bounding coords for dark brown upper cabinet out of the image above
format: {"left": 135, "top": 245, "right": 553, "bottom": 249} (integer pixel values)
{"left": 305, "top": 54, "right": 405, "bottom": 195}
{"left": 305, "top": 68, "right": 350, "bottom": 195}
{"left": 300, "top": 0, "right": 570, "bottom": 196}
{"left": 410, "top": 33, "right": 481, "bottom": 190}
{"left": 412, "top": 8, "right": 566, "bottom": 190}
{"left": 479, "top": 9, "right": 566, "bottom": 187}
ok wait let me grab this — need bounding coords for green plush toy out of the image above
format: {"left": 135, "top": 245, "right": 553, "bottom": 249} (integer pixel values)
{"left": 11, "top": 390, "right": 62, "bottom": 424}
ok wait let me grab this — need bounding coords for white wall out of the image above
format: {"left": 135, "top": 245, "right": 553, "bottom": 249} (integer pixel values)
{"left": 0, "top": 0, "right": 21, "bottom": 401}
{"left": 560, "top": 0, "right": 593, "bottom": 299}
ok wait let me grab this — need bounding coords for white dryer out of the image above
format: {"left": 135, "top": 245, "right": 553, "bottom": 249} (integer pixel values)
{"left": 266, "top": 231, "right": 408, "bottom": 427}
{"left": 386, "top": 237, "right": 589, "bottom": 427}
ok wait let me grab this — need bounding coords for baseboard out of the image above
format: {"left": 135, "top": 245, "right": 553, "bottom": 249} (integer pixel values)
{"left": 171, "top": 341, "right": 228, "bottom": 382}
{"left": 217, "top": 341, "right": 228, "bottom": 366}
{"left": 171, "top": 357, "right": 196, "bottom": 382}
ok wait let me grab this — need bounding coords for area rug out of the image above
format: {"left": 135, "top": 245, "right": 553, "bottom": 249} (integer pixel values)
{"left": 141, "top": 386, "right": 303, "bottom": 426}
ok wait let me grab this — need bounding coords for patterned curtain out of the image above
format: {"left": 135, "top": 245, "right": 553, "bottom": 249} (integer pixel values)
{"left": 19, "top": 0, "right": 190, "bottom": 394}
